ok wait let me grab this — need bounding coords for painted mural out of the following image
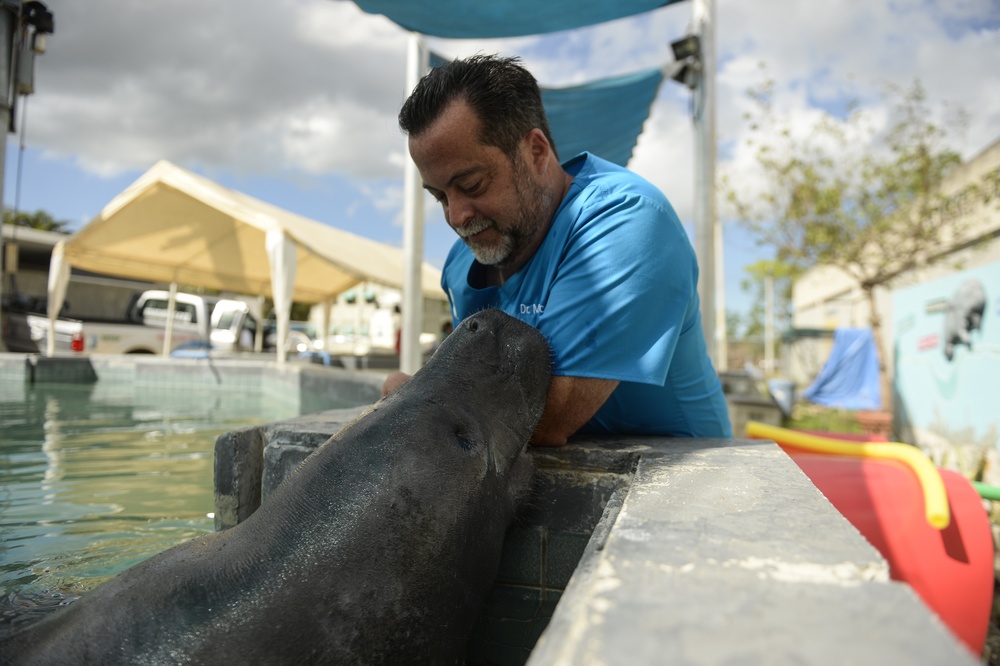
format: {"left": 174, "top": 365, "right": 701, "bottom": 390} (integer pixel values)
{"left": 893, "top": 262, "right": 1000, "bottom": 447}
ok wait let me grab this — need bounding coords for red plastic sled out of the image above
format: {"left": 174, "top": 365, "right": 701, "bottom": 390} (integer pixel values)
{"left": 779, "top": 441, "right": 993, "bottom": 655}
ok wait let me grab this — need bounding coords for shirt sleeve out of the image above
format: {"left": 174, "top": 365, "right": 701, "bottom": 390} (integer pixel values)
{"left": 536, "top": 190, "right": 698, "bottom": 386}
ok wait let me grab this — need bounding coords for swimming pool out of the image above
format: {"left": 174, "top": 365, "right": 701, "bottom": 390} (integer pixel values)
{"left": 0, "top": 356, "right": 381, "bottom": 621}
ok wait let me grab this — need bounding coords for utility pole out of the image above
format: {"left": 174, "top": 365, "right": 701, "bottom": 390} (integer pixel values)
{"left": 691, "top": 0, "right": 725, "bottom": 371}
{"left": 400, "top": 33, "right": 428, "bottom": 375}
{"left": 0, "top": 1, "right": 54, "bottom": 353}
{"left": 764, "top": 274, "right": 774, "bottom": 374}
{"left": 0, "top": 4, "right": 15, "bottom": 352}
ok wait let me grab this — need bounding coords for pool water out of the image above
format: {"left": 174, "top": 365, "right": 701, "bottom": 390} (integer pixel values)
{"left": 0, "top": 381, "right": 328, "bottom": 609}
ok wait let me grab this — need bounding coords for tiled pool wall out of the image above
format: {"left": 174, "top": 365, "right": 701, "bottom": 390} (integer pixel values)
{"left": 465, "top": 456, "right": 635, "bottom": 665}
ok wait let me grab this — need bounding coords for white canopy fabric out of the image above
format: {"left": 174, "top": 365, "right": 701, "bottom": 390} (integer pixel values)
{"left": 46, "top": 160, "right": 446, "bottom": 359}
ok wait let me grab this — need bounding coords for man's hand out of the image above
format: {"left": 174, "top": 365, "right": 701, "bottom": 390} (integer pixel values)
{"left": 381, "top": 371, "right": 412, "bottom": 397}
{"left": 531, "top": 376, "right": 618, "bottom": 447}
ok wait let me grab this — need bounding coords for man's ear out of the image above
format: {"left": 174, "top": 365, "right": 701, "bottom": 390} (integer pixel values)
{"left": 524, "top": 128, "right": 553, "bottom": 174}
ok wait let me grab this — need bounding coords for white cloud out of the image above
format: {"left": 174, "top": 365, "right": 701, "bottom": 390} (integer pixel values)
{"left": 28, "top": 0, "right": 1000, "bottom": 182}
{"left": 28, "top": 0, "right": 410, "bottom": 178}
{"left": 630, "top": 98, "right": 696, "bottom": 221}
{"left": 13, "top": 0, "right": 1000, "bottom": 303}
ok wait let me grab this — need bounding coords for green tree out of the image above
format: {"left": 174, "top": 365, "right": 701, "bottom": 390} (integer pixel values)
{"left": 4, "top": 208, "right": 70, "bottom": 233}
{"left": 726, "top": 75, "right": 984, "bottom": 411}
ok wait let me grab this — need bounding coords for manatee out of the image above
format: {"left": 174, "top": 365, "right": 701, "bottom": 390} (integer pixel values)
{"left": 1, "top": 309, "right": 551, "bottom": 665}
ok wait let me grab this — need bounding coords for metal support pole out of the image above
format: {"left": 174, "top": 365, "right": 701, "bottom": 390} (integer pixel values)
{"left": 692, "top": 0, "right": 725, "bottom": 369}
{"left": 162, "top": 281, "right": 177, "bottom": 357}
{"left": 255, "top": 294, "right": 265, "bottom": 352}
{"left": 400, "top": 33, "right": 428, "bottom": 375}
{"left": 764, "top": 274, "right": 774, "bottom": 374}
{"left": 0, "top": 4, "right": 15, "bottom": 352}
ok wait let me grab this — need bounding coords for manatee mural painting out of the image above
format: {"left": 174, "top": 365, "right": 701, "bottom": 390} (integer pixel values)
{"left": 943, "top": 279, "right": 986, "bottom": 361}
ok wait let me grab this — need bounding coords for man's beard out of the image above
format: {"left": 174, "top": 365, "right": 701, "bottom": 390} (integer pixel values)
{"left": 461, "top": 157, "right": 553, "bottom": 267}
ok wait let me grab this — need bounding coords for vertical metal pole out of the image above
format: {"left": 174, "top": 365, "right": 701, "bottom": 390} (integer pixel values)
{"left": 354, "top": 282, "right": 363, "bottom": 351}
{"left": 713, "top": 213, "right": 727, "bottom": 370}
{"left": 692, "top": 0, "right": 724, "bottom": 369}
{"left": 162, "top": 281, "right": 177, "bottom": 357}
{"left": 400, "top": 33, "right": 427, "bottom": 376}
{"left": 254, "top": 294, "right": 265, "bottom": 352}
{"left": 0, "top": 4, "right": 15, "bottom": 353}
{"left": 319, "top": 298, "right": 331, "bottom": 354}
{"left": 764, "top": 274, "right": 774, "bottom": 374}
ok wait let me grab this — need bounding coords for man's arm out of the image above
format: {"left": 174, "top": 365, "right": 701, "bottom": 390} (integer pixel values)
{"left": 381, "top": 371, "right": 616, "bottom": 447}
{"left": 530, "top": 375, "right": 618, "bottom": 447}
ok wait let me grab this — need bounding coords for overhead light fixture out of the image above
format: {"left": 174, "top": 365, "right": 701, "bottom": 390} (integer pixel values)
{"left": 667, "top": 34, "right": 702, "bottom": 90}
{"left": 670, "top": 34, "right": 701, "bottom": 62}
{"left": 23, "top": 1, "right": 55, "bottom": 35}
{"left": 668, "top": 60, "right": 700, "bottom": 90}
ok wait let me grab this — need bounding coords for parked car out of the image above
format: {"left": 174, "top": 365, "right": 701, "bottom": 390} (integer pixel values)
{"left": 14, "top": 289, "right": 258, "bottom": 355}
{"left": 1, "top": 292, "right": 81, "bottom": 353}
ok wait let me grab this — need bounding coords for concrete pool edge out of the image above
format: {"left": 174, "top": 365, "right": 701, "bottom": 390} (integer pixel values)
{"left": 0, "top": 353, "right": 385, "bottom": 415}
{"left": 213, "top": 409, "right": 975, "bottom": 664}
{"left": 527, "top": 437, "right": 975, "bottom": 665}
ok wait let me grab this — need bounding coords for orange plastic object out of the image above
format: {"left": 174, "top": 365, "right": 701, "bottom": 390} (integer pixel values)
{"left": 747, "top": 422, "right": 994, "bottom": 655}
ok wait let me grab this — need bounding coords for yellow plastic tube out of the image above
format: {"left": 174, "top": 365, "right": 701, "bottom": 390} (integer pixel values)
{"left": 745, "top": 421, "right": 951, "bottom": 530}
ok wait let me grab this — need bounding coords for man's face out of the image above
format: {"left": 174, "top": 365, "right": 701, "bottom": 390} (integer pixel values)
{"left": 408, "top": 100, "right": 553, "bottom": 268}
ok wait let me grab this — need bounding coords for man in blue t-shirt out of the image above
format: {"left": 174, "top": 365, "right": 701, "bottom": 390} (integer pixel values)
{"left": 384, "top": 54, "right": 731, "bottom": 445}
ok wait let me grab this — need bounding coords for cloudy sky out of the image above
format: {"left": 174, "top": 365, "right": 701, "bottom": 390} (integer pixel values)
{"left": 4, "top": 0, "right": 1000, "bottom": 318}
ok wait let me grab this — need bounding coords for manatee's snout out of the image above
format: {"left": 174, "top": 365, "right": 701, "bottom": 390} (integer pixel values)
{"left": 456, "top": 311, "right": 549, "bottom": 507}
{"left": 461, "top": 310, "right": 551, "bottom": 399}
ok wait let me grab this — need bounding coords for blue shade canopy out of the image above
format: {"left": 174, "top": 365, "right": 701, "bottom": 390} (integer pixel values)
{"left": 428, "top": 53, "right": 664, "bottom": 166}
{"left": 351, "top": 0, "right": 684, "bottom": 39}
{"left": 541, "top": 68, "right": 664, "bottom": 166}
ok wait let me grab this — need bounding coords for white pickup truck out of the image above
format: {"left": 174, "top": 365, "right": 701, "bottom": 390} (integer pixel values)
{"left": 19, "top": 290, "right": 259, "bottom": 355}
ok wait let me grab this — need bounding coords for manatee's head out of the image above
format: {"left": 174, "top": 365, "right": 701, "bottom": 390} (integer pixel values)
{"left": 385, "top": 309, "right": 551, "bottom": 508}
{"left": 289, "top": 311, "right": 551, "bottom": 662}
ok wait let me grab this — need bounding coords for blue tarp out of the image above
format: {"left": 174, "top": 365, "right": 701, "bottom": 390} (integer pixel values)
{"left": 803, "top": 328, "right": 882, "bottom": 411}
{"left": 430, "top": 52, "right": 664, "bottom": 166}
{"left": 352, "top": 0, "right": 684, "bottom": 38}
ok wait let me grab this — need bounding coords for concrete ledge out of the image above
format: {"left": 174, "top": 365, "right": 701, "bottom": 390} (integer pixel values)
{"left": 213, "top": 425, "right": 267, "bottom": 531}
{"left": 212, "top": 412, "right": 975, "bottom": 664}
{"left": 529, "top": 438, "right": 975, "bottom": 665}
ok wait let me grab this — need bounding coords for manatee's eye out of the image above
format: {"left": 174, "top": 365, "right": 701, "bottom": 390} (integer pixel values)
{"left": 456, "top": 431, "right": 477, "bottom": 451}
{"left": 468, "top": 319, "right": 479, "bottom": 332}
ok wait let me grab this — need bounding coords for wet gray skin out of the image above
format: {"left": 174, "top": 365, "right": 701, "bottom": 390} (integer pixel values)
{"left": 1, "top": 309, "right": 552, "bottom": 666}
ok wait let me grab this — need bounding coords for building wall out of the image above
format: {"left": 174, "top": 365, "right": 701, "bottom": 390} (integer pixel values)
{"left": 893, "top": 261, "right": 999, "bottom": 448}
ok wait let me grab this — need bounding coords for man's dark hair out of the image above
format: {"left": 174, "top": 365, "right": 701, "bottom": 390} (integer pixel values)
{"left": 398, "top": 54, "right": 558, "bottom": 161}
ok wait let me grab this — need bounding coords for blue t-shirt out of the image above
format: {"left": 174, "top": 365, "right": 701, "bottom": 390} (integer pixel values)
{"left": 441, "top": 152, "right": 732, "bottom": 438}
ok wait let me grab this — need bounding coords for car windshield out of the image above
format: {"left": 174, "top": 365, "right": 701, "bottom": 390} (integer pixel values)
{"left": 215, "top": 311, "right": 236, "bottom": 330}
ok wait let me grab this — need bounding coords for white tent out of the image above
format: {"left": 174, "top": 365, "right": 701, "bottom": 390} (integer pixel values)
{"left": 47, "top": 160, "right": 445, "bottom": 361}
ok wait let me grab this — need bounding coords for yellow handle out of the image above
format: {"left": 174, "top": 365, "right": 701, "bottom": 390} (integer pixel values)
{"left": 745, "top": 421, "right": 951, "bottom": 530}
